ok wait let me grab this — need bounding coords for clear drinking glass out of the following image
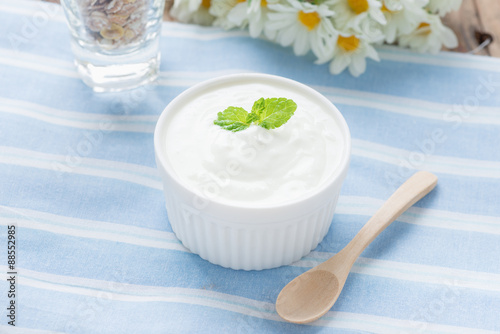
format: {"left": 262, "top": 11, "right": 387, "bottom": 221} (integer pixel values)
{"left": 61, "top": 0, "right": 166, "bottom": 92}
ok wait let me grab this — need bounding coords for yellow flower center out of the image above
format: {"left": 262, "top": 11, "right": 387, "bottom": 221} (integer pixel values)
{"left": 417, "top": 22, "right": 431, "bottom": 35}
{"left": 348, "top": 0, "right": 369, "bottom": 14}
{"left": 201, "top": 0, "right": 211, "bottom": 9}
{"left": 298, "top": 11, "right": 321, "bottom": 31}
{"left": 337, "top": 35, "right": 360, "bottom": 52}
{"left": 261, "top": 0, "right": 267, "bottom": 7}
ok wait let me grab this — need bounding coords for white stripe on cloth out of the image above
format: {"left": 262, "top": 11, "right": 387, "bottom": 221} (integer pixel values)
{"left": 0, "top": 0, "right": 65, "bottom": 23}
{"left": 0, "top": 205, "right": 187, "bottom": 253}
{"left": 156, "top": 69, "right": 255, "bottom": 86}
{"left": 162, "top": 24, "right": 250, "bottom": 40}
{"left": 378, "top": 46, "right": 500, "bottom": 73}
{"left": 0, "top": 325, "right": 66, "bottom": 334}
{"left": 0, "top": 146, "right": 162, "bottom": 190}
{"left": 294, "top": 254, "right": 500, "bottom": 293}
{"left": 313, "top": 86, "right": 500, "bottom": 125}
{"left": 0, "top": 97, "right": 158, "bottom": 132}
{"left": 352, "top": 139, "right": 500, "bottom": 179}
{"left": 0, "top": 48, "right": 77, "bottom": 77}
{"left": 337, "top": 196, "right": 500, "bottom": 235}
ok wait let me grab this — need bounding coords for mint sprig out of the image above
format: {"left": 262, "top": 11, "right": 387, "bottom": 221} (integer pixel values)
{"left": 212, "top": 106, "right": 254, "bottom": 132}
{"left": 214, "top": 97, "right": 297, "bottom": 132}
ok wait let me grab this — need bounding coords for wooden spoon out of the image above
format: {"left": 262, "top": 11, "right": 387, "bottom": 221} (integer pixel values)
{"left": 276, "top": 171, "right": 438, "bottom": 324}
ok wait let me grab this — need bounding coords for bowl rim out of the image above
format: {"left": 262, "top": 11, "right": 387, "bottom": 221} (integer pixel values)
{"left": 154, "top": 73, "right": 351, "bottom": 212}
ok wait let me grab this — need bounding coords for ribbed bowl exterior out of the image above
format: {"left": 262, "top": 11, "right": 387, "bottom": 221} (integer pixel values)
{"left": 164, "top": 190, "right": 340, "bottom": 270}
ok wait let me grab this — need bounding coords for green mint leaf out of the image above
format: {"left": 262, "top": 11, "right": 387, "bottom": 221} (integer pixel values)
{"left": 250, "top": 98, "right": 266, "bottom": 118}
{"left": 251, "top": 97, "right": 297, "bottom": 130}
{"left": 213, "top": 106, "right": 252, "bottom": 132}
{"left": 246, "top": 112, "right": 260, "bottom": 124}
{"left": 214, "top": 97, "right": 297, "bottom": 132}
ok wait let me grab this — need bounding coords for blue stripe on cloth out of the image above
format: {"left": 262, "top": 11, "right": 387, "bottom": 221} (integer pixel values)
{"left": 0, "top": 165, "right": 167, "bottom": 229}
{"left": 342, "top": 157, "right": 500, "bottom": 216}
{"left": 339, "top": 104, "right": 500, "bottom": 161}
{"left": 0, "top": 8, "right": 71, "bottom": 61}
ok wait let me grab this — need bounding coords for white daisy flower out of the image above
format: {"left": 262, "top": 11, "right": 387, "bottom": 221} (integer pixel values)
{"left": 327, "top": 0, "right": 387, "bottom": 42}
{"left": 398, "top": 13, "right": 458, "bottom": 53}
{"left": 247, "top": 0, "right": 279, "bottom": 39}
{"left": 317, "top": 33, "right": 380, "bottom": 77}
{"left": 427, "top": 0, "right": 462, "bottom": 16}
{"left": 210, "top": 0, "right": 248, "bottom": 30}
{"left": 170, "top": 0, "right": 215, "bottom": 25}
{"left": 266, "top": 0, "right": 337, "bottom": 59}
{"left": 381, "top": 0, "right": 428, "bottom": 44}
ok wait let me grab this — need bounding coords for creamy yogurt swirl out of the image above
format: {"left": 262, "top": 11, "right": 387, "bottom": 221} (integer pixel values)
{"left": 164, "top": 81, "right": 344, "bottom": 206}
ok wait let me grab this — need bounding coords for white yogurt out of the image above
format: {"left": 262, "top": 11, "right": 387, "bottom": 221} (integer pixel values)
{"left": 164, "top": 80, "right": 345, "bottom": 206}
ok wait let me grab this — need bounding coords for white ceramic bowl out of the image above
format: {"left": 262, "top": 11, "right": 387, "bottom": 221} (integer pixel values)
{"left": 154, "top": 73, "right": 351, "bottom": 270}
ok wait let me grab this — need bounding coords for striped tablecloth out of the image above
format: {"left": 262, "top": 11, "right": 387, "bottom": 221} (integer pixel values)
{"left": 1, "top": 0, "right": 499, "bottom": 333}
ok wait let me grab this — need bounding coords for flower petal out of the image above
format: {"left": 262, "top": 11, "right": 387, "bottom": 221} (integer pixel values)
{"left": 350, "top": 55, "right": 366, "bottom": 76}
{"left": 278, "top": 24, "right": 300, "bottom": 47}
{"left": 293, "top": 29, "right": 310, "bottom": 55}
{"left": 330, "top": 53, "right": 350, "bottom": 75}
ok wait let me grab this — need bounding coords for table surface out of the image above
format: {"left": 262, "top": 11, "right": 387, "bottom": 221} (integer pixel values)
{"left": 441, "top": 0, "right": 500, "bottom": 57}
{"left": 1, "top": 0, "right": 500, "bottom": 333}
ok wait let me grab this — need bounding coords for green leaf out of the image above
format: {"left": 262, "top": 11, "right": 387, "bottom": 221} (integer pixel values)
{"left": 246, "top": 112, "right": 260, "bottom": 124}
{"left": 214, "top": 97, "right": 297, "bottom": 132}
{"left": 250, "top": 98, "right": 266, "bottom": 118}
{"left": 213, "top": 106, "right": 252, "bottom": 132}
{"left": 251, "top": 97, "right": 297, "bottom": 130}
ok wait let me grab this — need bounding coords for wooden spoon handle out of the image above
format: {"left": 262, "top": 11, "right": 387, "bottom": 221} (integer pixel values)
{"left": 341, "top": 171, "right": 438, "bottom": 264}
